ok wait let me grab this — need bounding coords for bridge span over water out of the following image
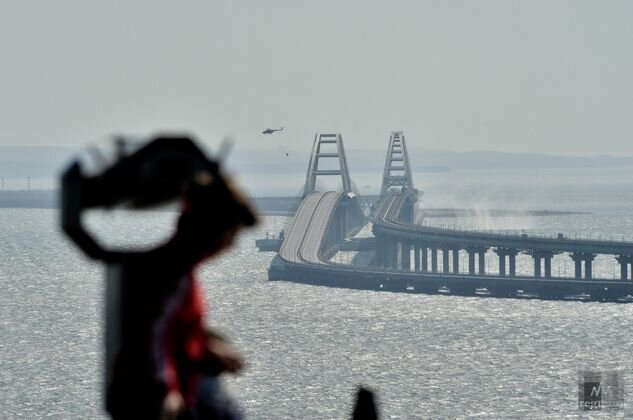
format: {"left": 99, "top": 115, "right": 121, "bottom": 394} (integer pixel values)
{"left": 268, "top": 131, "right": 633, "bottom": 302}
{"left": 278, "top": 191, "right": 365, "bottom": 265}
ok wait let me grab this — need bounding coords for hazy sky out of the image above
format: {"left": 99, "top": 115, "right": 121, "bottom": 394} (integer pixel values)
{"left": 1, "top": 1, "right": 632, "bottom": 156}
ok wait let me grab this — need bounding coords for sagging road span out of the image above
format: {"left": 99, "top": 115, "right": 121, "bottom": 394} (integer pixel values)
{"left": 268, "top": 131, "right": 633, "bottom": 302}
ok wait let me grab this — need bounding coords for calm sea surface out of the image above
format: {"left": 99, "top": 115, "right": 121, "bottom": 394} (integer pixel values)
{"left": 2, "top": 167, "right": 633, "bottom": 419}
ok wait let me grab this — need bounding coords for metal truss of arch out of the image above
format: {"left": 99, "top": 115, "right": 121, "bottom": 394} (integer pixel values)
{"left": 380, "top": 131, "right": 414, "bottom": 197}
{"left": 303, "top": 132, "right": 352, "bottom": 198}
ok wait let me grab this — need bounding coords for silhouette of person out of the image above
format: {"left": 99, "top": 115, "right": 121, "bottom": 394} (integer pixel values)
{"left": 105, "top": 175, "right": 256, "bottom": 419}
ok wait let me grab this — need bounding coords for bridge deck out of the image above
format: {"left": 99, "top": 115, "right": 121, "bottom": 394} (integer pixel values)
{"left": 278, "top": 192, "right": 343, "bottom": 265}
{"left": 373, "top": 194, "right": 633, "bottom": 255}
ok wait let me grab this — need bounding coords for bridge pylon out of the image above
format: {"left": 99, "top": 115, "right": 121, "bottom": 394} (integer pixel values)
{"left": 303, "top": 132, "right": 352, "bottom": 198}
{"left": 380, "top": 131, "right": 414, "bottom": 197}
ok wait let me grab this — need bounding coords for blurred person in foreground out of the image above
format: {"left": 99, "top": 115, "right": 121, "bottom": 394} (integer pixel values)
{"left": 104, "top": 171, "right": 256, "bottom": 420}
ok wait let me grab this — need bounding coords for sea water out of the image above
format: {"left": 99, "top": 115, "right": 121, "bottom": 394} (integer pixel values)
{"left": 2, "top": 167, "right": 633, "bottom": 419}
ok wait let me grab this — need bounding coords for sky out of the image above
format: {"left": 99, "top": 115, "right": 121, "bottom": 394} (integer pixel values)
{"left": 1, "top": 0, "right": 632, "bottom": 156}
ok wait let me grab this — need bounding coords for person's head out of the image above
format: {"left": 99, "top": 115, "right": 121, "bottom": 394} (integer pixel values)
{"left": 175, "top": 170, "right": 256, "bottom": 260}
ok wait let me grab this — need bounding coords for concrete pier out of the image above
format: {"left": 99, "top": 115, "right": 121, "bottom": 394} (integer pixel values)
{"left": 468, "top": 250, "right": 475, "bottom": 274}
{"left": 495, "top": 248, "right": 518, "bottom": 277}
{"left": 413, "top": 244, "right": 421, "bottom": 271}
{"left": 464, "top": 246, "right": 490, "bottom": 275}
{"left": 402, "top": 240, "right": 411, "bottom": 271}
{"left": 478, "top": 249, "right": 486, "bottom": 275}
{"left": 421, "top": 247, "right": 428, "bottom": 272}
{"left": 617, "top": 255, "right": 633, "bottom": 281}
{"left": 442, "top": 248, "right": 450, "bottom": 273}
{"left": 571, "top": 252, "right": 596, "bottom": 280}
{"left": 532, "top": 251, "right": 555, "bottom": 278}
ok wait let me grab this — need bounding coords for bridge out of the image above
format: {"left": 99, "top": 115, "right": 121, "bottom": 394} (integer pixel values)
{"left": 268, "top": 131, "right": 633, "bottom": 302}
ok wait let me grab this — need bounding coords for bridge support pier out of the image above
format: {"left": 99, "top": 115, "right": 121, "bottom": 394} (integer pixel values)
{"left": 381, "top": 239, "right": 389, "bottom": 268}
{"left": 421, "top": 247, "right": 428, "bottom": 272}
{"left": 442, "top": 248, "right": 450, "bottom": 273}
{"left": 617, "top": 255, "right": 633, "bottom": 281}
{"left": 574, "top": 256, "right": 582, "bottom": 279}
{"left": 467, "top": 251, "right": 474, "bottom": 274}
{"left": 586, "top": 257, "right": 593, "bottom": 279}
{"left": 466, "top": 246, "right": 488, "bottom": 275}
{"left": 452, "top": 249, "right": 459, "bottom": 273}
{"left": 532, "top": 251, "right": 555, "bottom": 278}
{"left": 413, "top": 244, "right": 421, "bottom": 271}
{"left": 431, "top": 248, "right": 438, "bottom": 273}
{"left": 478, "top": 249, "right": 486, "bottom": 275}
{"left": 495, "top": 248, "right": 519, "bottom": 277}
{"left": 467, "top": 247, "right": 488, "bottom": 275}
{"left": 401, "top": 240, "right": 411, "bottom": 271}
{"left": 381, "top": 239, "right": 388, "bottom": 268}
{"left": 571, "top": 253, "right": 596, "bottom": 279}
{"left": 499, "top": 253, "right": 506, "bottom": 277}
{"left": 388, "top": 240, "right": 398, "bottom": 269}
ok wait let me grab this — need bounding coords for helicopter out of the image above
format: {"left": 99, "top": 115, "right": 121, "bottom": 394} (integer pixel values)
{"left": 262, "top": 127, "right": 284, "bottom": 135}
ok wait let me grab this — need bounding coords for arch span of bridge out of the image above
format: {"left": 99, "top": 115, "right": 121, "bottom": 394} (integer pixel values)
{"left": 269, "top": 131, "right": 633, "bottom": 302}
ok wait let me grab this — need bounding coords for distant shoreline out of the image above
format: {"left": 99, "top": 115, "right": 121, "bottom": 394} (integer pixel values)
{"left": 0, "top": 190, "right": 590, "bottom": 218}
{"left": 0, "top": 146, "right": 632, "bottom": 181}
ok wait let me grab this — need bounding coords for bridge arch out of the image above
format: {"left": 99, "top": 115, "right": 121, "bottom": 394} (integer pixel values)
{"left": 380, "top": 131, "right": 414, "bottom": 197}
{"left": 302, "top": 132, "right": 353, "bottom": 198}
